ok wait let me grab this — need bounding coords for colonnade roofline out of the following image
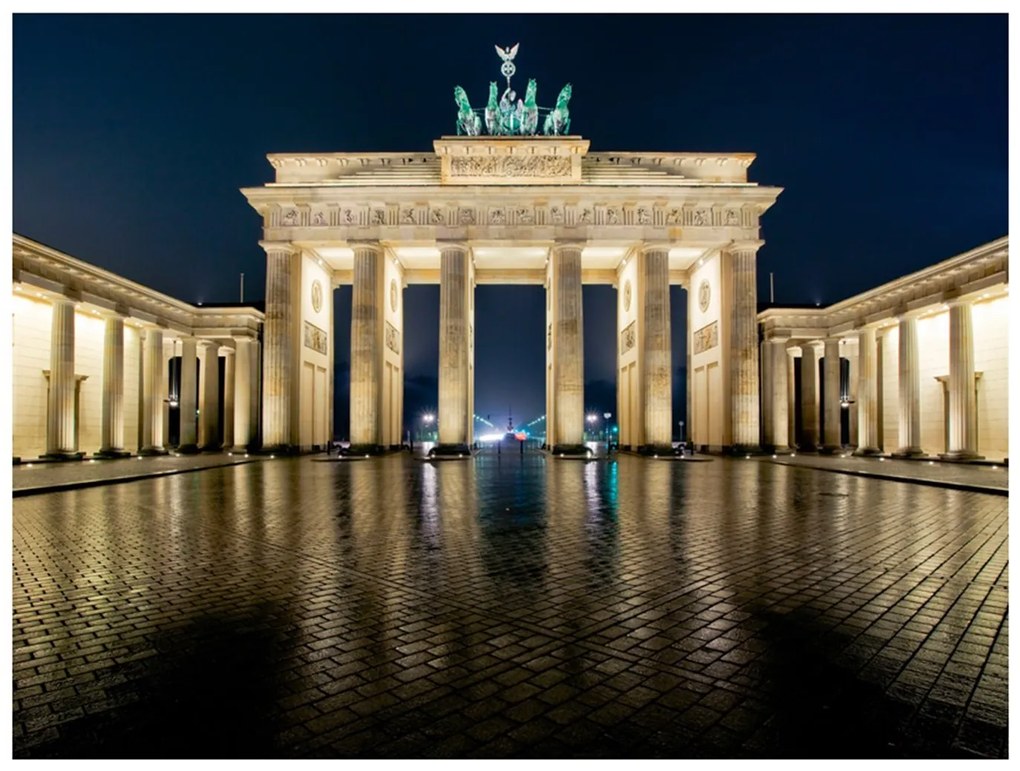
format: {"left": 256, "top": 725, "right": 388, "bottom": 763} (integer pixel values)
{"left": 759, "top": 236, "right": 1008, "bottom": 341}
{"left": 12, "top": 234, "right": 264, "bottom": 340}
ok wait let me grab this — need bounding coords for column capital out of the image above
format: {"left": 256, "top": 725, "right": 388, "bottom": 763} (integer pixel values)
{"left": 804, "top": 339, "right": 825, "bottom": 352}
{"left": 785, "top": 344, "right": 803, "bottom": 357}
{"left": 258, "top": 240, "right": 300, "bottom": 256}
{"left": 551, "top": 240, "right": 585, "bottom": 252}
{"left": 945, "top": 297, "right": 973, "bottom": 309}
{"left": 348, "top": 240, "right": 384, "bottom": 255}
{"left": 435, "top": 239, "right": 469, "bottom": 253}
{"left": 636, "top": 242, "right": 672, "bottom": 255}
{"left": 725, "top": 239, "right": 765, "bottom": 254}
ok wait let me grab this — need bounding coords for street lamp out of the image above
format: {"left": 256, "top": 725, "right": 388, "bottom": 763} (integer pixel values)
{"left": 586, "top": 412, "right": 598, "bottom": 442}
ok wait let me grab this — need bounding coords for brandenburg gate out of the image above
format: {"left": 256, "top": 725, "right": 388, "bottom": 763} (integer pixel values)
{"left": 241, "top": 51, "right": 781, "bottom": 456}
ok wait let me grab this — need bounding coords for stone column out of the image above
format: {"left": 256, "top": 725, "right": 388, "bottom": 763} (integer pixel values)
{"left": 821, "top": 337, "right": 842, "bottom": 452}
{"left": 350, "top": 243, "right": 383, "bottom": 450}
{"left": 250, "top": 340, "right": 261, "bottom": 446}
{"left": 98, "top": 315, "right": 127, "bottom": 456}
{"left": 198, "top": 341, "right": 220, "bottom": 450}
{"left": 178, "top": 337, "right": 198, "bottom": 451}
{"left": 761, "top": 339, "right": 773, "bottom": 446}
{"left": 894, "top": 315, "right": 923, "bottom": 456}
{"left": 262, "top": 243, "right": 296, "bottom": 450}
{"left": 786, "top": 346, "right": 799, "bottom": 450}
{"left": 222, "top": 348, "right": 235, "bottom": 451}
{"left": 800, "top": 341, "right": 822, "bottom": 450}
{"left": 770, "top": 340, "right": 790, "bottom": 452}
{"left": 942, "top": 301, "right": 982, "bottom": 459}
{"left": 847, "top": 342, "right": 859, "bottom": 448}
{"left": 551, "top": 243, "right": 584, "bottom": 451}
{"left": 45, "top": 299, "right": 78, "bottom": 458}
{"left": 727, "top": 241, "right": 761, "bottom": 450}
{"left": 855, "top": 328, "right": 880, "bottom": 454}
{"left": 641, "top": 247, "right": 672, "bottom": 451}
{"left": 437, "top": 243, "right": 471, "bottom": 453}
{"left": 140, "top": 328, "right": 166, "bottom": 455}
{"left": 232, "top": 338, "right": 252, "bottom": 451}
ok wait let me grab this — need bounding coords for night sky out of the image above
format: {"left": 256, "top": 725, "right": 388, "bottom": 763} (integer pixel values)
{"left": 13, "top": 14, "right": 1007, "bottom": 435}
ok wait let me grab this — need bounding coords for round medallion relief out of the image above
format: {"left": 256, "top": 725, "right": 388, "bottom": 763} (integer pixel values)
{"left": 390, "top": 279, "right": 398, "bottom": 312}
{"left": 698, "top": 279, "right": 711, "bottom": 314}
{"left": 311, "top": 280, "right": 323, "bottom": 313}
{"left": 623, "top": 280, "right": 632, "bottom": 312}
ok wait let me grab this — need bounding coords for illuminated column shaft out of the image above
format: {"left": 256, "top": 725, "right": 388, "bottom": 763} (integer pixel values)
{"left": 46, "top": 299, "right": 77, "bottom": 456}
{"left": 350, "top": 244, "right": 383, "bottom": 447}
{"left": 552, "top": 244, "right": 584, "bottom": 448}
{"left": 786, "top": 346, "right": 799, "bottom": 449}
{"left": 945, "top": 301, "right": 980, "bottom": 458}
{"left": 179, "top": 337, "right": 198, "bottom": 449}
{"left": 822, "top": 338, "right": 842, "bottom": 451}
{"left": 855, "top": 328, "right": 880, "bottom": 454}
{"left": 141, "top": 328, "right": 165, "bottom": 453}
{"left": 770, "top": 340, "right": 790, "bottom": 451}
{"left": 100, "top": 316, "right": 125, "bottom": 453}
{"left": 800, "top": 342, "right": 822, "bottom": 450}
{"left": 641, "top": 248, "right": 671, "bottom": 448}
{"left": 262, "top": 245, "right": 295, "bottom": 448}
{"left": 232, "top": 338, "right": 253, "bottom": 450}
{"left": 222, "top": 349, "right": 235, "bottom": 450}
{"left": 198, "top": 341, "right": 220, "bottom": 449}
{"left": 895, "top": 316, "right": 922, "bottom": 455}
{"left": 438, "top": 244, "right": 471, "bottom": 447}
{"left": 728, "top": 243, "right": 760, "bottom": 449}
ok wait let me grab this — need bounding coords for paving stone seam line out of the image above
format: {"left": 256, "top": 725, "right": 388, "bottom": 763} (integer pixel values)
{"left": 11, "top": 459, "right": 265, "bottom": 497}
{"left": 769, "top": 460, "right": 1007, "bottom": 496}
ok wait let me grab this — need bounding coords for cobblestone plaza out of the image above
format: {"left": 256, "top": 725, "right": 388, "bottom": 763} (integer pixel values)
{"left": 12, "top": 453, "right": 1008, "bottom": 758}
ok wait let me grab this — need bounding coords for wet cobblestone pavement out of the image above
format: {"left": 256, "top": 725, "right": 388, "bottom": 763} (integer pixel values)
{"left": 12, "top": 451, "right": 1008, "bottom": 758}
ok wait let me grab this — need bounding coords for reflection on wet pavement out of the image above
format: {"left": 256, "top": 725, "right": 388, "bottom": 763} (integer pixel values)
{"left": 13, "top": 451, "right": 1008, "bottom": 758}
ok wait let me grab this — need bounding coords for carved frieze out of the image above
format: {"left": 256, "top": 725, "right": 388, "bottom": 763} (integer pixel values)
{"left": 304, "top": 321, "right": 327, "bottom": 354}
{"left": 693, "top": 321, "right": 718, "bottom": 354}
{"left": 385, "top": 321, "right": 400, "bottom": 354}
{"left": 621, "top": 321, "right": 636, "bottom": 354}
{"left": 449, "top": 155, "right": 571, "bottom": 179}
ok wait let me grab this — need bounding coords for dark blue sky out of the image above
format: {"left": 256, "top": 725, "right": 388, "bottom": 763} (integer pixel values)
{"left": 13, "top": 14, "right": 1007, "bottom": 431}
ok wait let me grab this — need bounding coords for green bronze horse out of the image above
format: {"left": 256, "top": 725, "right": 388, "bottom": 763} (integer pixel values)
{"left": 453, "top": 86, "right": 482, "bottom": 136}
{"left": 543, "top": 83, "right": 572, "bottom": 136}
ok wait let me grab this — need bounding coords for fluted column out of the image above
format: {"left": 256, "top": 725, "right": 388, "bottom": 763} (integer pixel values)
{"left": 551, "top": 243, "right": 584, "bottom": 450}
{"left": 178, "top": 337, "right": 198, "bottom": 451}
{"left": 198, "top": 341, "right": 220, "bottom": 450}
{"left": 140, "top": 328, "right": 166, "bottom": 454}
{"left": 222, "top": 348, "right": 235, "bottom": 450}
{"left": 821, "top": 337, "right": 842, "bottom": 452}
{"left": 438, "top": 243, "right": 471, "bottom": 451}
{"left": 45, "top": 299, "right": 77, "bottom": 457}
{"left": 641, "top": 247, "right": 671, "bottom": 450}
{"left": 770, "top": 340, "right": 790, "bottom": 451}
{"left": 942, "top": 301, "right": 981, "bottom": 459}
{"left": 800, "top": 341, "right": 822, "bottom": 450}
{"left": 761, "top": 340, "right": 773, "bottom": 446}
{"left": 894, "top": 315, "right": 923, "bottom": 456}
{"left": 232, "top": 338, "right": 253, "bottom": 451}
{"left": 350, "top": 243, "right": 383, "bottom": 449}
{"left": 262, "top": 243, "right": 297, "bottom": 449}
{"left": 786, "top": 346, "right": 799, "bottom": 450}
{"left": 99, "top": 316, "right": 126, "bottom": 456}
{"left": 727, "top": 241, "right": 762, "bottom": 450}
{"left": 855, "top": 328, "right": 880, "bottom": 454}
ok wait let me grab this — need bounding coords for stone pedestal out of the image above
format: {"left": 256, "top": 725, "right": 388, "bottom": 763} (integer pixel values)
{"left": 262, "top": 244, "right": 296, "bottom": 450}
{"left": 549, "top": 243, "right": 585, "bottom": 454}
{"left": 436, "top": 243, "right": 472, "bottom": 456}
{"left": 640, "top": 247, "right": 672, "bottom": 453}
{"left": 140, "top": 328, "right": 167, "bottom": 455}
{"left": 45, "top": 299, "right": 80, "bottom": 459}
{"left": 178, "top": 337, "right": 199, "bottom": 452}
{"left": 821, "top": 338, "right": 842, "bottom": 453}
{"left": 893, "top": 316, "right": 924, "bottom": 457}
{"left": 727, "top": 242, "right": 761, "bottom": 451}
{"left": 941, "top": 301, "right": 982, "bottom": 460}
{"left": 854, "top": 328, "right": 881, "bottom": 454}
{"left": 800, "top": 342, "right": 822, "bottom": 451}
{"left": 98, "top": 316, "right": 129, "bottom": 457}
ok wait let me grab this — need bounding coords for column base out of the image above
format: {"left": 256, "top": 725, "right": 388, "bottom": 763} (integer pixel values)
{"left": 726, "top": 444, "right": 764, "bottom": 456}
{"left": 767, "top": 445, "right": 794, "bottom": 455}
{"left": 345, "top": 444, "right": 387, "bottom": 456}
{"left": 428, "top": 443, "right": 472, "bottom": 459}
{"left": 819, "top": 445, "right": 845, "bottom": 455}
{"left": 40, "top": 451, "right": 85, "bottom": 461}
{"left": 200, "top": 443, "right": 223, "bottom": 452}
{"left": 638, "top": 444, "right": 679, "bottom": 457}
{"left": 551, "top": 444, "right": 594, "bottom": 458}
{"left": 176, "top": 444, "right": 201, "bottom": 455}
{"left": 230, "top": 446, "right": 254, "bottom": 454}
{"left": 94, "top": 449, "right": 132, "bottom": 459}
{"left": 853, "top": 446, "right": 882, "bottom": 456}
{"left": 938, "top": 450, "right": 985, "bottom": 462}
{"left": 138, "top": 447, "right": 168, "bottom": 456}
{"left": 891, "top": 447, "right": 925, "bottom": 458}
{"left": 259, "top": 444, "right": 299, "bottom": 456}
